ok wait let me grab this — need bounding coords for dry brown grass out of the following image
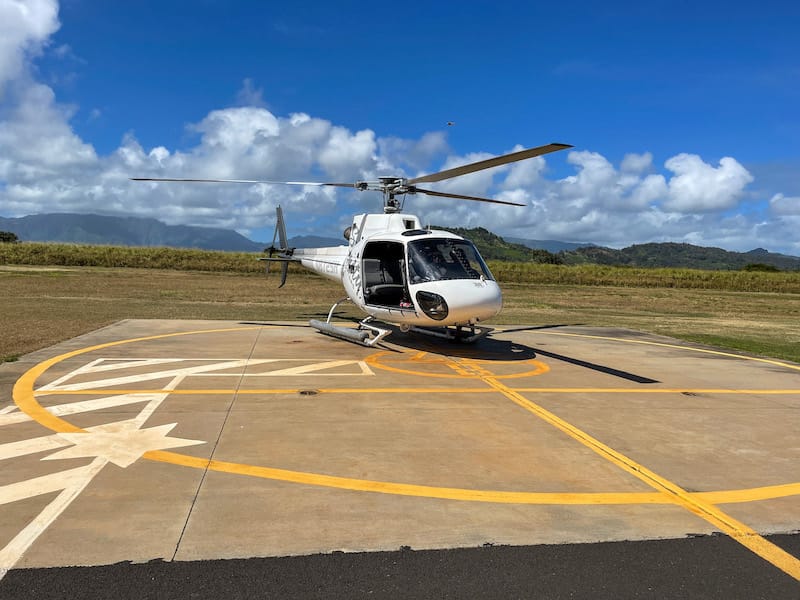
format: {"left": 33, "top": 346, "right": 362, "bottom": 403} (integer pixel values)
{"left": 2, "top": 266, "right": 798, "bottom": 363}
{"left": 0, "top": 266, "right": 345, "bottom": 361}
{"left": 498, "top": 283, "right": 800, "bottom": 362}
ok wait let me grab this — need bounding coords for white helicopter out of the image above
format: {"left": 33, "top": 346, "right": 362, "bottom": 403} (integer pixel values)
{"left": 133, "top": 142, "right": 571, "bottom": 346}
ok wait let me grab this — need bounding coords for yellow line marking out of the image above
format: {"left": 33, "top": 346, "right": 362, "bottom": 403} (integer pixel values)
{"left": 34, "top": 387, "right": 800, "bottom": 396}
{"left": 13, "top": 326, "right": 800, "bottom": 580}
{"left": 513, "top": 388, "right": 800, "bottom": 395}
{"left": 34, "top": 388, "right": 491, "bottom": 396}
{"left": 449, "top": 357, "right": 800, "bottom": 581}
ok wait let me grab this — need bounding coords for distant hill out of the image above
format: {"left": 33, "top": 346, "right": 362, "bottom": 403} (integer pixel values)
{"left": 288, "top": 235, "right": 344, "bottom": 248}
{"left": 0, "top": 213, "right": 265, "bottom": 252}
{"left": 435, "top": 227, "right": 800, "bottom": 270}
{"left": 562, "top": 242, "right": 800, "bottom": 271}
{"left": 436, "top": 226, "right": 562, "bottom": 263}
{"left": 0, "top": 213, "right": 349, "bottom": 252}
{"left": 506, "top": 237, "right": 594, "bottom": 253}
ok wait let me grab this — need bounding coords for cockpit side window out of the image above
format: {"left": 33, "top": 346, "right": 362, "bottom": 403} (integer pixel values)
{"left": 407, "top": 239, "right": 494, "bottom": 283}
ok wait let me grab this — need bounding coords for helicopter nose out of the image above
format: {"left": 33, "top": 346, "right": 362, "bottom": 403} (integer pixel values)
{"left": 438, "top": 279, "right": 503, "bottom": 324}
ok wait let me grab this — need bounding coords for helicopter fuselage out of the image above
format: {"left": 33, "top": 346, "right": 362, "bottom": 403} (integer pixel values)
{"left": 294, "top": 212, "right": 502, "bottom": 328}
{"left": 132, "top": 141, "right": 572, "bottom": 344}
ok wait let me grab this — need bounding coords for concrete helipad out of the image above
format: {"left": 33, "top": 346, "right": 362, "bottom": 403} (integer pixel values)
{"left": 1, "top": 319, "right": 799, "bottom": 582}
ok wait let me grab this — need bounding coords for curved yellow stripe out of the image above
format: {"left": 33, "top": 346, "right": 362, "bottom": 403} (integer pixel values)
{"left": 13, "top": 327, "right": 261, "bottom": 434}
{"left": 144, "top": 450, "right": 668, "bottom": 505}
{"left": 697, "top": 482, "right": 800, "bottom": 505}
{"left": 366, "top": 351, "right": 550, "bottom": 380}
{"left": 144, "top": 449, "right": 800, "bottom": 507}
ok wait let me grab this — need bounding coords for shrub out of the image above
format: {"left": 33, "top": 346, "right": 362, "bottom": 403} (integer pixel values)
{"left": 742, "top": 263, "right": 780, "bottom": 272}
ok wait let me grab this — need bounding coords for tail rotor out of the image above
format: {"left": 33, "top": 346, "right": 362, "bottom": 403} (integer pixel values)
{"left": 262, "top": 205, "right": 294, "bottom": 288}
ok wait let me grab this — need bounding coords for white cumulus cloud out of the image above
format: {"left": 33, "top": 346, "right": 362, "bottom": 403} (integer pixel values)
{"left": 620, "top": 152, "right": 654, "bottom": 174}
{"left": 663, "top": 154, "right": 754, "bottom": 212}
{"left": 0, "top": 1, "right": 799, "bottom": 254}
{"left": 769, "top": 193, "right": 800, "bottom": 215}
{"left": 0, "top": 0, "right": 59, "bottom": 89}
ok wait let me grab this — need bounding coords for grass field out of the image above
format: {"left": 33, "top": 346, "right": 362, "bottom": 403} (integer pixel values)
{"left": 2, "top": 258, "right": 799, "bottom": 364}
{"left": 3, "top": 242, "right": 800, "bottom": 292}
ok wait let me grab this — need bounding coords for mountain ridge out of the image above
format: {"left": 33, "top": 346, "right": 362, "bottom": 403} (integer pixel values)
{"left": 2, "top": 213, "right": 798, "bottom": 270}
{"left": 505, "top": 237, "right": 595, "bottom": 253}
{"left": 0, "top": 213, "right": 266, "bottom": 252}
{"left": 562, "top": 241, "right": 800, "bottom": 271}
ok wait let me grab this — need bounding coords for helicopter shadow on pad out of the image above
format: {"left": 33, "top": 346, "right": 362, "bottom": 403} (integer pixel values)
{"left": 385, "top": 324, "right": 660, "bottom": 383}
{"left": 496, "top": 325, "right": 660, "bottom": 383}
{"left": 236, "top": 321, "right": 659, "bottom": 383}
{"left": 383, "top": 327, "right": 538, "bottom": 361}
{"left": 377, "top": 323, "right": 577, "bottom": 361}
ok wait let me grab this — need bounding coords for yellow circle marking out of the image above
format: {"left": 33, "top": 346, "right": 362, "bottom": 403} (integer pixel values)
{"left": 12, "top": 326, "right": 800, "bottom": 508}
{"left": 365, "top": 350, "right": 550, "bottom": 379}
{"left": 12, "top": 326, "right": 260, "bottom": 434}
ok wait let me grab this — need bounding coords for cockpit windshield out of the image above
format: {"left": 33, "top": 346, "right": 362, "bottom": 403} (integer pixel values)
{"left": 407, "top": 238, "right": 494, "bottom": 283}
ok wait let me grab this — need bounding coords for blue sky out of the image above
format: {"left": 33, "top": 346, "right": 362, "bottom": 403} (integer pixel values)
{"left": 2, "top": 0, "right": 799, "bottom": 253}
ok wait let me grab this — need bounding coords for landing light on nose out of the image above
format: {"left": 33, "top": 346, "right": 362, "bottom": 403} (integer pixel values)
{"left": 416, "top": 291, "right": 448, "bottom": 321}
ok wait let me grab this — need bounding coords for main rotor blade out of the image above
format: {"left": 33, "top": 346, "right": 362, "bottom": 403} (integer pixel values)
{"left": 407, "top": 142, "right": 573, "bottom": 185}
{"left": 130, "top": 177, "right": 356, "bottom": 188}
{"left": 413, "top": 187, "right": 525, "bottom": 206}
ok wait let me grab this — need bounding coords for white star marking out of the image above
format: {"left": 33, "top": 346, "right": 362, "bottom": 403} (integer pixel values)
{"left": 43, "top": 421, "right": 205, "bottom": 468}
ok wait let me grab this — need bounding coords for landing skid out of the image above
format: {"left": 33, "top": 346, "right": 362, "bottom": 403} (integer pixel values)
{"left": 309, "top": 298, "right": 492, "bottom": 346}
{"left": 406, "top": 324, "right": 493, "bottom": 344}
{"left": 309, "top": 298, "right": 391, "bottom": 347}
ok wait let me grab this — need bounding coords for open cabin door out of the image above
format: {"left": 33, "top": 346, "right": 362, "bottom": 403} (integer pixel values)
{"left": 361, "top": 241, "right": 411, "bottom": 308}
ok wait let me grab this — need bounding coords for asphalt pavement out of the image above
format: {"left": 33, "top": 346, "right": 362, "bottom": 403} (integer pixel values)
{"left": 2, "top": 534, "right": 799, "bottom": 599}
